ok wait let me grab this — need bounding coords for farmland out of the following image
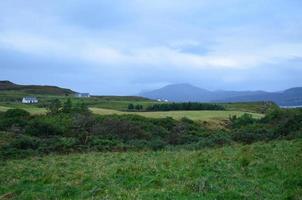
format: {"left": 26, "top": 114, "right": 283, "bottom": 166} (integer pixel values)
{"left": 0, "top": 103, "right": 264, "bottom": 122}
{"left": 90, "top": 108, "right": 264, "bottom": 121}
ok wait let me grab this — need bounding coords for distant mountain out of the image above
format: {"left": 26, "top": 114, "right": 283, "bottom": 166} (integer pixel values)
{"left": 0, "top": 80, "right": 76, "bottom": 95}
{"left": 140, "top": 83, "right": 212, "bottom": 102}
{"left": 140, "top": 83, "right": 302, "bottom": 106}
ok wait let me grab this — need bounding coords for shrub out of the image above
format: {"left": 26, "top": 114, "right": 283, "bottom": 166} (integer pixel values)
{"left": 232, "top": 124, "right": 275, "bottom": 144}
{"left": 25, "top": 118, "right": 64, "bottom": 137}
{"left": 88, "top": 137, "right": 122, "bottom": 151}
{"left": 198, "top": 131, "right": 232, "bottom": 148}
{"left": 230, "top": 113, "right": 257, "bottom": 128}
{"left": 0, "top": 109, "right": 30, "bottom": 131}
{"left": 4, "top": 109, "right": 30, "bottom": 118}
{"left": 46, "top": 99, "right": 62, "bottom": 115}
{"left": 100, "top": 118, "right": 151, "bottom": 141}
{"left": 41, "top": 137, "right": 78, "bottom": 153}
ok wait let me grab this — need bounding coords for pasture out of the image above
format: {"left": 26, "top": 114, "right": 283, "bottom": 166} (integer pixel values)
{"left": 90, "top": 107, "right": 264, "bottom": 121}
{"left": 0, "top": 103, "right": 264, "bottom": 122}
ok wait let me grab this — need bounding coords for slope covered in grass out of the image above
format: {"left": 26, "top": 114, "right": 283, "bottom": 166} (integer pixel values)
{"left": 0, "top": 139, "right": 301, "bottom": 199}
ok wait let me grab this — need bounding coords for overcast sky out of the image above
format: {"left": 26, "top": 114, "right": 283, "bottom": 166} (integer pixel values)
{"left": 1, "top": 0, "right": 302, "bottom": 95}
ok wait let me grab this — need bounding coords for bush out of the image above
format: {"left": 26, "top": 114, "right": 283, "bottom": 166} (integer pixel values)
{"left": 4, "top": 109, "right": 30, "bottom": 118}
{"left": 100, "top": 118, "right": 151, "bottom": 141}
{"left": 198, "top": 131, "right": 232, "bottom": 148}
{"left": 41, "top": 137, "right": 78, "bottom": 153}
{"left": 88, "top": 138, "right": 122, "bottom": 151}
{"left": 0, "top": 135, "right": 41, "bottom": 159}
{"left": 230, "top": 113, "right": 257, "bottom": 128}
{"left": 25, "top": 118, "right": 64, "bottom": 137}
{"left": 0, "top": 109, "right": 30, "bottom": 131}
{"left": 232, "top": 124, "right": 275, "bottom": 144}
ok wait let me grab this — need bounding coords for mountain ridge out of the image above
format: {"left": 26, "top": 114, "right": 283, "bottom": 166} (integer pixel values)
{"left": 140, "top": 83, "right": 302, "bottom": 106}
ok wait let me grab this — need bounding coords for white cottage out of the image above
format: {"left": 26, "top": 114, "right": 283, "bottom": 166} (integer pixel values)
{"left": 75, "top": 93, "right": 90, "bottom": 98}
{"left": 22, "top": 96, "right": 38, "bottom": 104}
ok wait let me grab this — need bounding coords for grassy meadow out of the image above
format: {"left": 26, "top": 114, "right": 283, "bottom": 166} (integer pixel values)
{"left": 90, "top": 107, "right": 264, "bottom": 121}
{"left": 0, "top": 104, "right": 263, "bottom": 122}
{"left": 0, "top": 139, "right": 301, "bottom": 199}
{"left": 0, "top": 92, "right": 266, "bottom": 121}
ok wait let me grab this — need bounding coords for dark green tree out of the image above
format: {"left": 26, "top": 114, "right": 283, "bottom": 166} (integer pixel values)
{"left": 47, "top": 99, "right": 61, "bottom": 115}
{"left": 62, "top": 99, "right": 73, "bottom": 113}
{"left": 135, "top": 104, "right": 142, "bottom": 110}
{"left": 74, "top": 102, "right": 90, "bottom": 114}
{"left": 128, "top": 103, "right": 134, "bottom": 110}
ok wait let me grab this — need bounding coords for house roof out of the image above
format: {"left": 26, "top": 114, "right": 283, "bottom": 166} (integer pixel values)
{"left": 23, "top": 96, "right": 38, "bottom": 100}
{"left": 75, "top": 93, "right": 90, "bottom": 96}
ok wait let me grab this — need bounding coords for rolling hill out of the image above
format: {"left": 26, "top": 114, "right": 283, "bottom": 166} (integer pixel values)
{"left": 140, "top": 83, "right": 302, "bottom": 106}
{"left": 0, "top": 80, "right": 75, "bottom": 95}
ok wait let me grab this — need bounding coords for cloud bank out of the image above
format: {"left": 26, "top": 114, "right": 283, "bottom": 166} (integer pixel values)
{"left": 0, "top": 0, "right": 302, "bottom": 94}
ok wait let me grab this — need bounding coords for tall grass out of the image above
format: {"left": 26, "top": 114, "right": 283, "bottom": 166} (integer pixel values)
{"left": 0, "top": 139, "right": 301, "bottom": 199}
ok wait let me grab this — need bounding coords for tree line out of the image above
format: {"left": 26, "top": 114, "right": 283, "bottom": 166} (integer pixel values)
{"left": 127, "top": 104, "right": 143, "bottom": 111}
{"left": 145, "top": 102, "right": 225, "bottom": 111}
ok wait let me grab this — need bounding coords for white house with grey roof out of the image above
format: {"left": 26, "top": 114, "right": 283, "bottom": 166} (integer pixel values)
{"left": 22, "top": 96, "right": 38, "bottom": 104}
{"left": 74, "top": 93, "right": 90, "bottom": 98}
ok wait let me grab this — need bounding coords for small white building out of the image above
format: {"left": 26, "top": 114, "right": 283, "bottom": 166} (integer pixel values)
{"left": 75, "top": 93, "right": 90, "bottom": 98}
{"left": 22, "top": 96, "right": 38, "bottom": 104}
{"left": 157, "top": 99, "right": 169, "bottom": 102}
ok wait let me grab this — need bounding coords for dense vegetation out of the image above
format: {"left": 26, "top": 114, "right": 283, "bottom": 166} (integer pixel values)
{"left": 0, "top": 99, "right": 301, "bottom": 159}
{"left": 145, "top": 102, "right": 225, "bottom": 111}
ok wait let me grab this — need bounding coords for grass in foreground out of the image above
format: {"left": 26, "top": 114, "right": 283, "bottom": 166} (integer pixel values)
{"left": 0, "top": 139, "right": 301, "bottom": 199}
{"left": 90, "top": 107, "right": 264, "bottom": 121}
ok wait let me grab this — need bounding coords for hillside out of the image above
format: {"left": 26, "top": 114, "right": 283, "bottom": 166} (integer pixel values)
{"left": 0, "top": 81, "right": 75, "bottom": 95}
{"left": 140, "top": 83, "right": 302, "bottom": 106}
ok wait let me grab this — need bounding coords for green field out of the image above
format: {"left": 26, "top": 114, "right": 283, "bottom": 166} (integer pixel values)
{"left": 90, "top": 108, "right": 264, "bottom": 121}
{"left": 0, "top": 104, "right": 264, "bottom": 121}
{"left": 0, "top": 105, "right": 46, "bottom": 115}
{"left": 0, "top": 139, "right": 301, "bottom": 199}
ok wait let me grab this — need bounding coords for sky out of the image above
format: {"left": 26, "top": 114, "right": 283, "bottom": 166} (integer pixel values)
{"left": 0, "top": 0, "right": 302, "bottom": 95}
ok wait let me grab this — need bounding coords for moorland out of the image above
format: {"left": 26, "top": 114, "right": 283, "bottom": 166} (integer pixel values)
{"left": 0, "top": 81, "right": 301, "bottom": 199}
